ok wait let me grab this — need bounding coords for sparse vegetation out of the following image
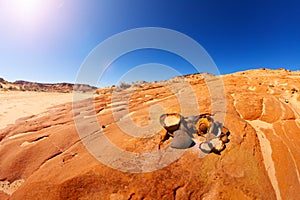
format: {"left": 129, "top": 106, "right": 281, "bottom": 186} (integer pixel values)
{"left": 114, "top": 80, "right": 149, "bottom": 92}
{"left": 114, "top": 81, "right": 131, "bottom": 92}
{"left": 131, "top": 81, "right": 147, "bottom": 89}
{"left": 119, "top": 81, "right": 131, "bottom": 89}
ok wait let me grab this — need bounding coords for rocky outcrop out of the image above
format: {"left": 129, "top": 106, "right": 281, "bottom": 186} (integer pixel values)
{"left": 0, "top": 69, "right": 299, "bottom": 199}
{"left": 0, "top": 78, "right": 7, "bottom": 83}
{"left": 228, "top": 69, "right": 300, "bottom": 200}
{"left": 0, "top": 78, "right": 96, "bottom": 93}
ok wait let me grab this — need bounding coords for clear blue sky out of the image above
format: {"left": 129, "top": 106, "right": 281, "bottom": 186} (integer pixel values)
{"left": 0, "top": 0, "right": 299, "bottom": 87}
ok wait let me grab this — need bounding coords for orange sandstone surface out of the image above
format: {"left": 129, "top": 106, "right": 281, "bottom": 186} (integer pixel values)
{"left": 0, "top": 69, "right": 299, "bottom": 199}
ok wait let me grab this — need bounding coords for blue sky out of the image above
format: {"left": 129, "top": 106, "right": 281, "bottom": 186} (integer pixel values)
{"left": 0, "top": 0, "right": 299, "bottom": 87}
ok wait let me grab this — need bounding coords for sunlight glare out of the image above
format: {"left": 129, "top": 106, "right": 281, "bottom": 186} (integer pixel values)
{"left": 7, "top": 0, "right": 52, "bottom": 26}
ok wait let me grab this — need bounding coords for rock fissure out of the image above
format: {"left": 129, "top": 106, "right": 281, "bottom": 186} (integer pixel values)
{"left": 38, "top": 151, "right": 63, "bottom": 169}
{"left": 173, "top": 185, "right": 184, "bottom": 200}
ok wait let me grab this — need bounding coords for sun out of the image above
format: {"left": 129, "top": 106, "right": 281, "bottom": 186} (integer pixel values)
{"left": 15, "top": 0, "right": 46, "bottom": 21}
{"left": 3, "top": 0, "right": 53, "bottom": 26}
{"left": 15, "top": 0, "right": 43, "bottom": 12}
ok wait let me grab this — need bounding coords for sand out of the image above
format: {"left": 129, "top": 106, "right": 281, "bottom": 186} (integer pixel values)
{"left": 0, "top": 91, "right": 91, "bottom": 130}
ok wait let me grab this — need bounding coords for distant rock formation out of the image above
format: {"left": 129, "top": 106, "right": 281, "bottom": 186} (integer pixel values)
{"left": 0, "top": 78, "right": 7, "bottom": 83}
{"left": 0, "top": 78, "right": 97, "bottom": 93}
{"left": 0, "top": 68, "right": 299, "bottom": 199}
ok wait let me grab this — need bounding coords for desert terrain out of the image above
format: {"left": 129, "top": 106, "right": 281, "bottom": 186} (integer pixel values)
{"left": 0, "top": 68, "right": 300, "bottom": 199}
{"left": 0, "top": 91, "right": 75, "bottom": 130}
{"left": 0, "top": 79, "right": 96, "bottom": 130}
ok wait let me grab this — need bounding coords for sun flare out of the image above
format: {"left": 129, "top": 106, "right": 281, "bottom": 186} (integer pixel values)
{"left": 15, "top": 0, "right": 43, "bottom": 12}
{"left": 4, "top": 0, "right": 53, "bottom": 26}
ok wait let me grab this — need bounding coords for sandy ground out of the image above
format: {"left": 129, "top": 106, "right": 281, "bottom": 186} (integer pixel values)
{"left": 0, "top": 91, "right": 92, "bottom": 130}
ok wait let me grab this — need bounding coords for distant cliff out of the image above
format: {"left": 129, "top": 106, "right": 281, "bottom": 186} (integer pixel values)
{"left": 0, "top": 78, "right": 97, "bottom": 93}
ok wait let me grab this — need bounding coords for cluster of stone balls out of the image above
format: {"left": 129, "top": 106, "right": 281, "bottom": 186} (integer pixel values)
{"left": 159, "top": 113, "right": 230, "bottom": 154}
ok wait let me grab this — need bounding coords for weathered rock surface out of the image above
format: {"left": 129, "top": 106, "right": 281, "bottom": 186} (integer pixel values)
{"left": 0, "top": 68, "right": 299, "bottom": 199}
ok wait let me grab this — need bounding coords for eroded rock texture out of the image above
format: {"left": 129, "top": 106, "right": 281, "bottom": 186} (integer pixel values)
{"left": 0, "top": 69, "right": 299, "bottom": 199}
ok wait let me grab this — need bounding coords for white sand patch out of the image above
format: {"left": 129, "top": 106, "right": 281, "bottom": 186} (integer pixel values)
{"left": 248, "top": 119, "right": 273, "bottom": 129}
{"left": 287, "top": 75, "right": 300, "bottom": 79}
{"left": 8, "top": 131, "right": 35, "bottom": 140}
{"left": 260, "top": 98, "right": 266, "bottom": 118}
{"left": 247, "top": 120, "right": 281, "bottom": 200}
{"left": 20, "top": 136, "right": 48, "bottom": 147}
{"left": 248, "top": 86, "right": 256, "bottom": 91}
{"left": 268, "top": 88, "right": 275, "bottom": 94}
{"left": 296, "top": 119, "right": 300, "bottom": 129}
{"left": 119, "top": 111, "right": 136, "bottom": 121}
{"left": 0, "top": 179, "right": 24, "bottom": 195}
{"left": 231, "top": 93, "right": 244, "bottom": 118}
{"left": 278, "top": 83, "right": 288, "bottom": 87}
{"left": 144, "top": 95, "right": 173, "bottom": 105}
{"left": 107, "top": 101, "right": 127, "bottom": 108}
{"left": 83, "top": 115, "right": 94, "bottom": 119}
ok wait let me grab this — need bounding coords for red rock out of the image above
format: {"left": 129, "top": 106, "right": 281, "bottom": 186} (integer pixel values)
{"left": 262, "top": 127, "right": 300, "bottom": 200}
{"left": 280, "top": 101, "right": 296, "bottom": 120}
{"left": 260, "top": 97, "right": 282, "bottom": 123}
{"left": 0, "top": 69, "right": 300, "bottom": 199}
{"left": 234, "top": 94, "right": 263, "bottom": 120}
{"left": 0, "top": 191, "right": 9, "bottom": 200}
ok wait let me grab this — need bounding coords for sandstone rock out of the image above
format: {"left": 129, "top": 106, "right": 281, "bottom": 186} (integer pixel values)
{"left": 0, "top": 69, "right": 299, "bottom": 199}
{"left": 234, "top": 93, "right": 263, "bottom": 120}
{"left": 260, "top": 97, "right": 282, "bottom": 123}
